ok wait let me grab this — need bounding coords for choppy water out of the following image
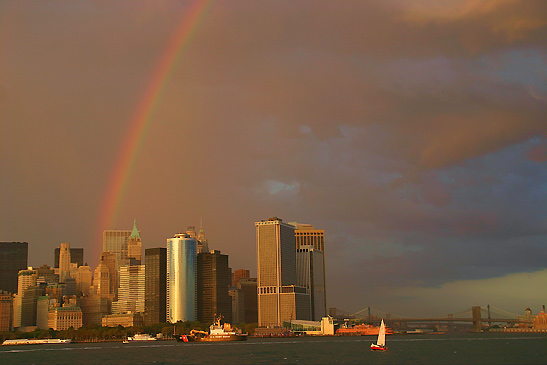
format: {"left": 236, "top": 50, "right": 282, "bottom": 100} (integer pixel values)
{"left": 1, "top": 333, "right": 546, "bottom": 364}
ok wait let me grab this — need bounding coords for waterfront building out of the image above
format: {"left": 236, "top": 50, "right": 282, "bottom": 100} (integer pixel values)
{"left": 103, "top": 220, "right": 140, "bottom": 270}
{"left": 0, "top": 291, "right": 12, "bottom": 332}
{"left": 144, "top": 247, "right": 167, "bottom": 325}
{"left": 296, "top": 245, "right": 326, "bottom": 320}
{"left": 231, "top": 278, "right": 258, "bottom": 324}
{"left": 255, "top": 217, "right": 310, "bottom": 327}
{"left": 0, "top": 242, "right": 28, "bottom": 294}
{"left": 47, "top": 306, "right": 83, "bottom": 330}
{"left": 166, "top": 233, "right": 196, "bottom": 323}
{"left": 232, "top": 269, "right": 250, "bottom": 287}
{"left": 78, "top": 295, "right": 111, "bottom": 326}
{"left": 54, "top": 247, "right": 84, "bottom": 268}
{"left": 112, "top": 265, "right": 145, "bottom": 314}
{"left": 102, "top": 312, "right": 143, "bottom": 328}
{"left": 197, "top": 250, "right": 232, "bottom": 323}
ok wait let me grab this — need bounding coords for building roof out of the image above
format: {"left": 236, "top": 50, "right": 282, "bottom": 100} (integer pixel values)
{"left": 131, "top": 219, "right": 141, "bottom": 240}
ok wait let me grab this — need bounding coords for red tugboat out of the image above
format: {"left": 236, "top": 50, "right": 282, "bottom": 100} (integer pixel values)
{"left": 179, "top": 315, "right": 247, "bottom": 342}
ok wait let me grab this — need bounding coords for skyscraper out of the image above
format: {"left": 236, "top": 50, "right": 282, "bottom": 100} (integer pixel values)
{"left": 293, "top": 222, "right": 327, "bottom": 320}
{"left": 144, "top": 247, "right": 167, "bottom": 325}
{"left": 197, "top": 250, "right": 232, "bottom": 323}
{"left": 127, "top": 219, "right": 142, "bottom": 265}
{"left": 0, "top": 242, "right": 28, "bottom": 294}
{"left": 112, "top": 265, "right": 145, "bottom": 314}
{"left": 59, "top": 243, "right": 72, "bottom": 282}
{"left": 54, "top": 247, "right": 84, "bottom": 268}
{"left": 0, "top": 292, "right": 12, "bottom": 332}
{"left": 255, "top": 217, "right": 310, "bottom": 327}
{"left": 292, "top": 223, "right": 325, "bottom": 251}
{"left": 103, "top": 219, "right": 140, "bottom": 269}
{"left": 296, "top": 246, "right": 326, "bottom": 320}
{"left": 93, "top": 252, "right": 117, "bottom": 300}
{"left": 232, "top": 269, "right": 250, "bottom": 287}
{"left": 166, "top": 233, "right": 196, "bottom": 323}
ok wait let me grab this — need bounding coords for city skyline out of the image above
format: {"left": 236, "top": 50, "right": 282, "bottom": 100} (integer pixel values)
{"left": 1, "top": 1, "right": 545, "bottom": 317}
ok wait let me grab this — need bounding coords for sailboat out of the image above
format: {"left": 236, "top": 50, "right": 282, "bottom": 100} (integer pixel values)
{"left": 370, "top": 319, "right": 388, "bottom": 351}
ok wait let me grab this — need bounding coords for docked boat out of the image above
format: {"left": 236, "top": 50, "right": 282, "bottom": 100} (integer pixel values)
{"left": 2, "top": 338, "right": 72, "bottom": 346}
{"left": 370, "top": 320, "right": 388, "bottom": 351}
{"left": 128, "top": 334, "right": 157, "bottom": 341}
{"left": 336, "top": 322, "right": 394, "bottom": 336}
{"left": 189, "top": 316, "right": 247, "bottom": 342}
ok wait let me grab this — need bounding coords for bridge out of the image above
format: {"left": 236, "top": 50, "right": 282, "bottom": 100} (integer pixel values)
{"left": 332, "top": 305, "right": 533, "bottom": 332}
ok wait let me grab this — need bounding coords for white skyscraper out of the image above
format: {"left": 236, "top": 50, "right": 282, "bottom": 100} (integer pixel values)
{"left": 166, "top": 233, "right": 196, "bottom": 323}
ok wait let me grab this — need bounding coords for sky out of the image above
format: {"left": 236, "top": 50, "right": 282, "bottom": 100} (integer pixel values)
{"left": 1, "top": 0, "right": 546, "bottom": 318}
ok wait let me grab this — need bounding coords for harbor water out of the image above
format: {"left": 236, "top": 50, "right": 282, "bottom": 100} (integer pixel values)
{"left": 1, "top": 333, "right": 546, "bottom": 364}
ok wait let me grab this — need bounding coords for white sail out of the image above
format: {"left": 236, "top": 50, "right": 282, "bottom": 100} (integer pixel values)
{"left": 377, "top": 320, "right": 386, "bottom": 347}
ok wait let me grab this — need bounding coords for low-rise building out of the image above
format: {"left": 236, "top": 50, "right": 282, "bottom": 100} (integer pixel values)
{"left": 47, "top": 306, "right": 83, "bottom": 330}
{"left": 102, "top": 312, "right": 143, "bottom": 328}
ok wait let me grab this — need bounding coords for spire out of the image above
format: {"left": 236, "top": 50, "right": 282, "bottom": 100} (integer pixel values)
{"left": 131, "top": 219, "right": 141, "bottom": 240}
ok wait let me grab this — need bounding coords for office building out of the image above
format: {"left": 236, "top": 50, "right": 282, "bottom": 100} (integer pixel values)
{"left": 36, "top": 265, "right": 57, "bottom": 285}
{"left": 48, "top": 306, "right": 83, "bottom": 330}
{"left": 144, "top": 247, "right": 167, "bottom": 325}
{"left": 94, "top": 252, "right": 117, "bottom": 300}
{"left": 78, "top": 295, "right": 111, "bottom": 326}
{"left": 103, "top": 220, "right": 140, "bottom": 269}
{"left": 166, "top": 233, "right": 196, "bottom": 323}
{"left": 186, "top": 225, "right": 209, "bottom": 254}
{"left": 102, "top": 313, "right": 143, "bottom": 327}
{"left": 296, "top": 245, "right": 326, "bottom": 320}
{"left": 59, "top": 243, "right": 72, "bottom": 282}
{"left": 292, "top": 223, "right": 325, "bottom": 251}
{"left": 231, "top": 278, "right": 258, "bottom": 324}
{"left": 232, "top": 269, "right": 250, "bottom": 287}
{"left": 0, "top": 291, "right": 12, "bottom": 332}
{"left": 255, "top": 217, "right": 310, "bottom": 327}
{"left": 74, "top": 266, "right": 92, "bottom": 295}
{"left": 112, "top": 265, "right": 145, "bottom": 314}
{"left": 0, "top": 242, "right": 28, "bottom": 294}
{"left": 36, "top": 296, "right": 49, "bottom": 329}
{"left": 54, "top": 247, "right": 83, "bottom": 268}
{"left": 127, "top": 219, "right": 143, "bottom": 264}
{"left": 197, "top": 250, "right": 232, "bottom": 323}
{"left": 20, "top": 285, "right": 45, "bottom": 327}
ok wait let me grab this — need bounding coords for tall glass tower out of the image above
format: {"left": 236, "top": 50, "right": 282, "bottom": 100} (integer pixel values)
{"left": 166, "top": 233, "right": 196, "bottom": 323}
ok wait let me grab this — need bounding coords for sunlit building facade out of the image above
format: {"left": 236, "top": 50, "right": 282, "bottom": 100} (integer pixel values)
{"left": 256, "top": 217, "right": 310, "bottom": 327}
{"left": 166, "top": 233, "right": 196, "bottom": 323}
{"left": 112, "top": 265, "right": 145, "bottom": 314}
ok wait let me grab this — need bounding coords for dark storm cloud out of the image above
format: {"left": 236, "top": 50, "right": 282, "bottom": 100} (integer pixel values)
{"left": 0, "top": 0, "right": 545, "bottom": 314}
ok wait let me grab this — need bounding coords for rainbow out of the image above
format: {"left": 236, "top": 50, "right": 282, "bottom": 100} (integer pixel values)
{"left": 95, "top": 0, "right": 213, "bottom": 261}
